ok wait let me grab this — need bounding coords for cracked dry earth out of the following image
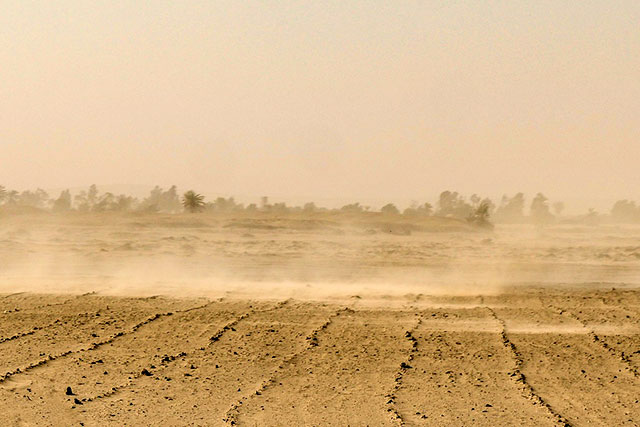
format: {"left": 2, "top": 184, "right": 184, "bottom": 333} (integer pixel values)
{"left": 0, "top": 289, "right": 638, "bottom": 426}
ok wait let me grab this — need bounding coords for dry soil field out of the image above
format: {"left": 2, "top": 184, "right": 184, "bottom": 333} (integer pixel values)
{"left": 0, "top": 213, "right": 639, "bottom": 426}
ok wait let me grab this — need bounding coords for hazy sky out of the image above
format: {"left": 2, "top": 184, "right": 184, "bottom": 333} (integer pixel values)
{"left": 1, "top": 1, "right": 639, "bottom": 207}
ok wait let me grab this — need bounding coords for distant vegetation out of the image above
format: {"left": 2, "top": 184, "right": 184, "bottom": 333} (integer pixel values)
{"left": 0, "top": 184, "right": 636, "bottom": 225}
{"left": 182, "top": 191, "right": 206, "bottom": 213}
{"left": 467, "top": 201, "right": 494, "bottom": 230}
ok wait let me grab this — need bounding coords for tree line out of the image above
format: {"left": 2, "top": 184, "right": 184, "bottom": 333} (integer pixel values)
{"left": 0, "top": 184, "right": 635, "bottom": 224}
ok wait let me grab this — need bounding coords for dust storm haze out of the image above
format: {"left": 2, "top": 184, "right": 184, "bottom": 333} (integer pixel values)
{"left": 2, "top": 1, "right": 640, "bottom": 209}
{"left": 2, "top": 2, "right": 640, "bottom": 426}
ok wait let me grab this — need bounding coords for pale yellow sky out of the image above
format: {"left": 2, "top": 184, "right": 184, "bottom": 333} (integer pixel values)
{"left": 1, "top": 1, "right": 638, "bottom": 208}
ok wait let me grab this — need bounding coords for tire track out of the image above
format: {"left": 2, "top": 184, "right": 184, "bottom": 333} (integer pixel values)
{"left": 83, "top": 299, "right": 291, "bottom": 404}
{"left": 486, "top": 307, "right": 573, "bottom": 427}
{"left": 0, "top": 299, "right": 215, "bottom": 384}
{"left": 549, "top": 304, "right": 640, "bottom": 379}
{"left": 222, "top": 306, "right": 354, "bottom": 426}
{"left": 385, "top": 313, "right": 423, "bottom": 426}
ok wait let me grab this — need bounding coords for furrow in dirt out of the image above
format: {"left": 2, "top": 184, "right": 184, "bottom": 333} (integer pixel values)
{"left": 0, "top": 298, "right": 217, "bottom": 425}
{"left": 0, "top": 292, "right": 86, "bottom": 314}
{"left": 0, "top": 293, "right": 193, "bottom": 349}
{"left": 1, "top": 290, "right": 639, "bottom": 426}
{"left": 497, "top": 303, "right": 640, "bottom": 425}
{"left": 0, "top": 294, "right": 106, "bottom": 347}
{"left": 0, "top": 296, "right": 205, "bottom": 379}
{"left": 0, "top": 322, "right": 50, "bottom": 345}
{"left": 234, "top": 307, "right": 417, "bottom": 426}
{"left": 549, "top": 305, "right": 640, "bottom": 379}
{"left": 486, "top": 307, "right": 573, "bottom": 426}
{"left": 75, "top": 300, "right": 327, "bottom": 426}
{"left": 384, "top": 314, "right": 423, "bottom": 426}
{"left": 0, "top": 296, "right": 210, "bottom": 380}
{"left": 394, "top": 307, "right": 560, "bottom": 426}
{"left": 0, "top": 311, "right": 168, "bottom": 383}
{"left": 0, "top": 293, "right": 81, "bottom": 327}
{"left": 223, "top": 306, "right": 351, "bottom": 425}
{"left": 84, "top": 298, "right": 285, "bottom": 402}
{"left": 540, "top": 292, "right": 640, "bottom": 380}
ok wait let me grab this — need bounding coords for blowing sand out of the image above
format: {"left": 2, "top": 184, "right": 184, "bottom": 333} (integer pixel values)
{"left": 0, "top": 213, "right": 639, "bottom": 426}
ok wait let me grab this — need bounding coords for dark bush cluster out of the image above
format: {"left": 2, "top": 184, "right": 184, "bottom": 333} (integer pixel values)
{"left": 0, "top": 184, "right": 634, "bottom": 225}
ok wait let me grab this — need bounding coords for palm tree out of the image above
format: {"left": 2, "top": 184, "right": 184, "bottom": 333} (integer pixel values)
{"left": 467, "top": 201, "right": 494, "bottom": 230}
{"left": 182, "top": 191, "right": 205, "bottom": 213}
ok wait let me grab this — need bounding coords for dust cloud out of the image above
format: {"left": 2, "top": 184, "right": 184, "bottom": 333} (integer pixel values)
{"left": 1, "top": 210, "right": 639, "bottom": 302}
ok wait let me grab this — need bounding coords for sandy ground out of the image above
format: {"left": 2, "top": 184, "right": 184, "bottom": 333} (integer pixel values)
{"left": 0, "top": 213, "right": 639, "bottom": 425}
{"left": 0, "top": 290, "right": 638, "bottom": 426}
